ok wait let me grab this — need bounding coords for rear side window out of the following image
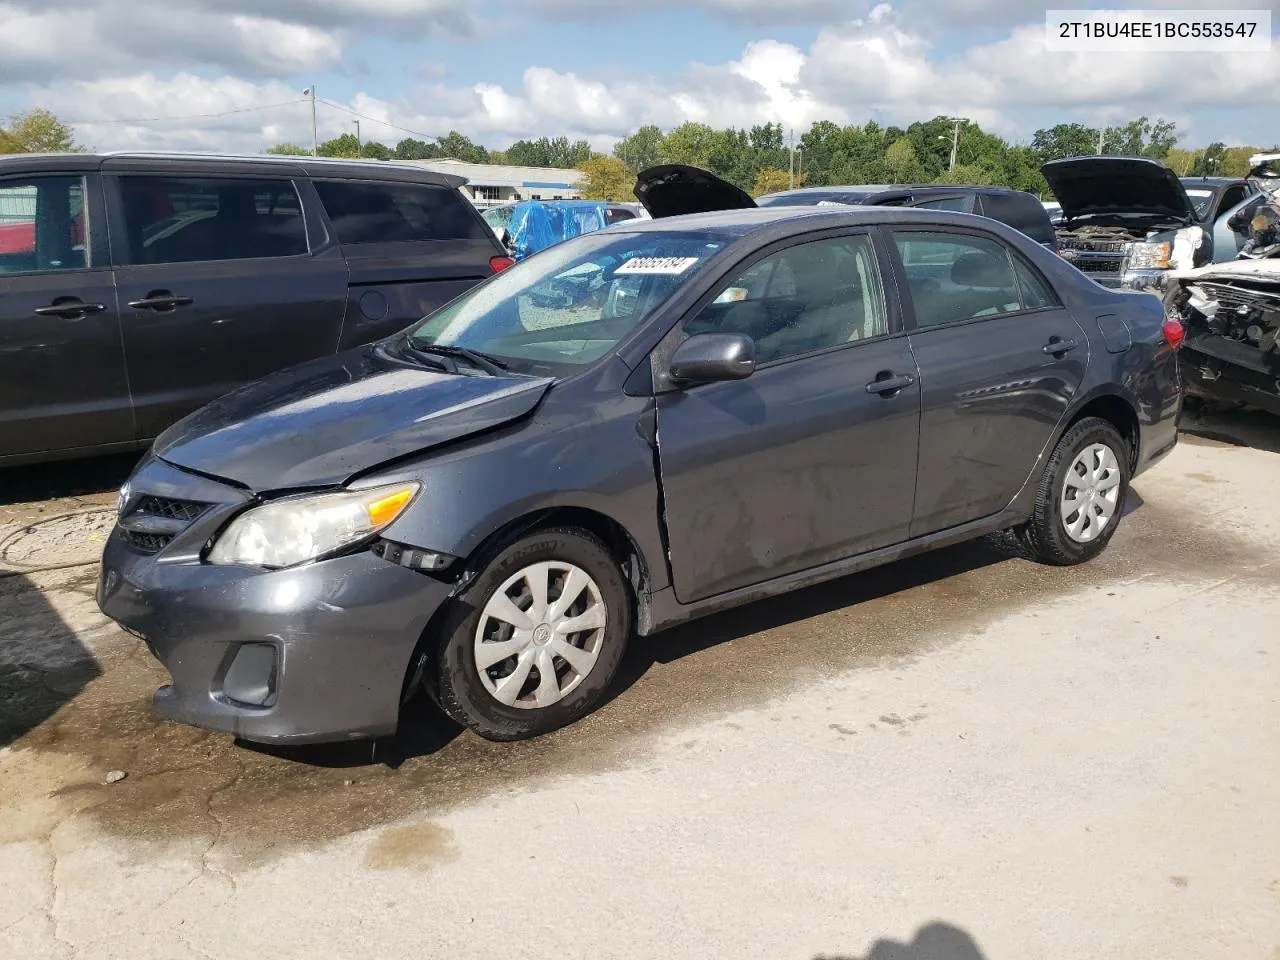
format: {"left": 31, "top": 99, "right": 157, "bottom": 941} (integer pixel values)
{"left": 893, "top": 231, "right": 1023, "bottom": 328}
{"left": 314, "top": 180, "right": 488, "bottom": 244}
{"left": 979, "top": 192, "right": 1053, "bottom": 244}
{"left": 909, "top": 196, "right": 970, "bottom": 212}
{"left": 0, "top": 176, "right": 87, "bottom": 274}
{"left": 117, "top": 177, "right": 307, "bottom": 265}
{"left": 1012, "top": 257, "right": 1061, "bottom": 310}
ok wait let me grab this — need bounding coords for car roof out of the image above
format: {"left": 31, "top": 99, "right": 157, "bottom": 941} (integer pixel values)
{"left": 609, "top": 204, "right": 1013, "bottom": 237}
{"left": 0, "top": 151, "right": 467, "bottom": 187}
{"left": 761, "top": 183, "right": 1034, "bottom": 201}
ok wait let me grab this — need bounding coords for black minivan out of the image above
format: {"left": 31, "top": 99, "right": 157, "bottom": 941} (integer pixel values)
{"left": 0, "top": 153, "right": 510, "bottom": 467}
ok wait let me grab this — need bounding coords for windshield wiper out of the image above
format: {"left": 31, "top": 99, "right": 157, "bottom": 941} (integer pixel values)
{"left": 406, "top": 341, "right": 509, "bottom": 375}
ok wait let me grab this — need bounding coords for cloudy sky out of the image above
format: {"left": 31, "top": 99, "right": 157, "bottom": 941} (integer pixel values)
{"left": 1, "top": 0, "right": 1276, "bottom": 154}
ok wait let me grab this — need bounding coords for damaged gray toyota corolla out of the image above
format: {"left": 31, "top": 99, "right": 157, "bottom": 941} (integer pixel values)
{"left": 97, "top": 198, "right": 1183, "bottom": 745}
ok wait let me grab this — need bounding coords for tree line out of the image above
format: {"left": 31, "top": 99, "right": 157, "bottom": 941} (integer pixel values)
{"left": 5, "top": 108, "right": 1275, "bottom": 204}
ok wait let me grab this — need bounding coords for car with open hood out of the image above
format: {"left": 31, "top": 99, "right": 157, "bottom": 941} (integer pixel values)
{"left": 634, "top": 165, "right": 1058, "bottom": 250}
{"left": 1043, "top": 156, "right": 1257, "bottom": 291}
{"left": 98, "top": 190, "right": 1183, "bottom": 747}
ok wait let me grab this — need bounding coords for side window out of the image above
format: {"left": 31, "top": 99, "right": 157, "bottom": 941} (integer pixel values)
{"left": 687, "top": 235, "right": 888, "bottom": 365}
{"left": 0, "top": 176, "right": 87, "bottom": 275}
{"left": 118, "top": 177, "right": 307, "bottom": 265}
{"left": 314, "top": 180, "right": 488, "bottom": 244}
{"left": 893, "top": 231, "right": 1022, "bottom": 328}
{"left": 1217, "top": 185, "right": 1247, "bottom": 219}
{"left": 1012, "top": 256, "right": 1060, "bottom": 311}
{"left": 911, "top": 196, "right": 970, "bottom": 212}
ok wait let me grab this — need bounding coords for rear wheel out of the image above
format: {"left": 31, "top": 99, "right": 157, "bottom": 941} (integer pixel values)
{"left": 426, "top": 527, "right": 631, "bottom": 741}
{"left": 1015, "top": 417, "right": 1130, "bottom": 566}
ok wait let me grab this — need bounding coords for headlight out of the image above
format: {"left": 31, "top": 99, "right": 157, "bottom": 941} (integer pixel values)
{"left": 116, "top": 481, "right": 132, "bottom": 518}
{"left": 1125, "top": 241, "right": 1171, "bottom": 271}
{"left": 208, "top": 482, "right": 420, "bottom": 568}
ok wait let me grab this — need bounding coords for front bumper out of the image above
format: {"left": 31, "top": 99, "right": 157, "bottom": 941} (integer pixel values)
{"left": 96, "top": 459, "right": 453, "bottom": 745}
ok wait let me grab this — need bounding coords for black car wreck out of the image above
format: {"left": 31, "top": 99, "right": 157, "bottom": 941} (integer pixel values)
{"left": 97, "top": 181, "right": 1184, "bottom": 746}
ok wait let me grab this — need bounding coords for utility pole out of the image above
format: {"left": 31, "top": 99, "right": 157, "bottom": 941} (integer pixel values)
{"left": 353, "top": 120, "right": 361, "bottom": 156}
{"left": 788, "top": 128, "right": 795, "bottom": 190}
{"left": 1097, "top": 126, "right": 1105, "bottom": 155}
{"left": 949, "top": 118, "right": 961, "bottom": 171}
{"left": 302, "top": 86, "right": 317, "bottom": 156}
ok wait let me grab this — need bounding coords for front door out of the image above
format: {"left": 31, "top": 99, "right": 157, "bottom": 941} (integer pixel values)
{"left": 655, "top": 232, "right": 921, "bottom": 603}
{"left": 889, "top": 228, "right": 1089, "bottom": 536}
{"left": 105, "top": 170, "right": 348, "bottom": 441}
{"left": 0, "top": 172, "right": 133, "bottom": 460}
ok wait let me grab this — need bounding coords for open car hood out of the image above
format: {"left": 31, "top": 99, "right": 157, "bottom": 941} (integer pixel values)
{"left": 634, "top": 164, "right": 756, "bottom": 219}
{"left": 153, "top": 345, "right": 552, "bottom": 492}
{"left": 1041, "top": 156, "right": 1198, "bottom": 225}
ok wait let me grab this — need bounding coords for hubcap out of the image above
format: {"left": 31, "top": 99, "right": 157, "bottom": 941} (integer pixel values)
{"left": 474, "top": 561, "right": 607, "bottom": 710}
{"left": 1060, "top": 442, "right": 1122, "bottom": 544}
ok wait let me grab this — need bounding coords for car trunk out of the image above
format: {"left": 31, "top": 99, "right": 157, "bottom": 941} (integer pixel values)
{"left": 633, "top": 165, "right": 756, "bottom": 218}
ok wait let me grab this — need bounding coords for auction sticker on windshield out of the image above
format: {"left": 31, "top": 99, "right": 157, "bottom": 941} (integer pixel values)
{"left": 616, "top": 256, "right": 700, "bottom": 275}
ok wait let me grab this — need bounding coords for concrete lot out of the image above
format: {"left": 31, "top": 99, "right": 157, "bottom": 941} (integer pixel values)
{"left": 1, "top": 411, "right": 1277, "bottom": 960}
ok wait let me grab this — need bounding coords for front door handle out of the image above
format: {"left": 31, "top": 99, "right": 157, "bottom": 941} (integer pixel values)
{"left": 127, "top": 292, "right": 193, "bottom": 311}
{"left": 1042, "top": 336, "right": 1079, "bottom": 356}
{"left": 33, "top": 299, "right": 106, "bottom": 319}
{"left": 865, "top": 371, "right": 916, "bottom": 396}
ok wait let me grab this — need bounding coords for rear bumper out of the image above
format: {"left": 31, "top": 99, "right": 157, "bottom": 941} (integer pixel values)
{"left": 97, "top": 511, "right": 453, "bottom": 746}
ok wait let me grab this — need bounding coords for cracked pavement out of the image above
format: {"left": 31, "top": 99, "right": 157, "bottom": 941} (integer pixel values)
{"left": 0, "top": 422, "right": 1278, "bottom": 960}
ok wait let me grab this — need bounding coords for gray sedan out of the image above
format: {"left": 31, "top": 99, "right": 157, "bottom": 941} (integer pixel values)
{"left": 97, "top": 203, "right": 1184, "bottom": 745}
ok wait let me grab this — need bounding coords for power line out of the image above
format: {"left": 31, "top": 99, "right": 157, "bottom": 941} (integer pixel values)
{"left": 64, "top": 99, "right": 308, "bottom": 126}
{"left": 316, "top": 98, "right": 441, "bottom": 142}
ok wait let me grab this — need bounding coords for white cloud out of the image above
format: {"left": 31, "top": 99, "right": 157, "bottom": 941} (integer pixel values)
{"left": 10, "top": 3, "right": 1279, "bottom": 155}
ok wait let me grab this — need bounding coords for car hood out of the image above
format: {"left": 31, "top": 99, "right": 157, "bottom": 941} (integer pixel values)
{"left": 153, "top": 345, "right": 553, "bottom": 492}
{"left": 1041, "top": 156, "right": 1198, "bottom": 225}
{"left": 634, "top": 164, "right": 756, "bottom": 219}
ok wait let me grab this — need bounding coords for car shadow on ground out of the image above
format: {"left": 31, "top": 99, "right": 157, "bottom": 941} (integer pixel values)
{"left": 1180, "top": 403, "right": 1280, "bottom": 455}
{"left": 0, "top": 571, "right": 102, "bottom": 748}
{"left": 821, "top": 921, "right": 988, "bottom": 960}
{"left": 0, "top": 452, "right": 139, "bottom": 508}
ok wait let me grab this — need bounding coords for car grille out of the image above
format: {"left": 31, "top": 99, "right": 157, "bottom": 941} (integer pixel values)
{"left": 119, "top": 495, "right": 211, "bottom": 554}
{"left": 1197, "top": 282, "right": 1280, "bottom": 315}
{"left": 1060, "top": 237, "right": 1127, "bottom": 254}
{"left": 1074, "top": 257, "right": 1124, "bottom": 274}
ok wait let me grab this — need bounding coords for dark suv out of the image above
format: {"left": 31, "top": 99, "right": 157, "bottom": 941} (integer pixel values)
{"left": 0, "top": 152, "right": 510, "bottom": 466}
{"left": 755, "top": 184, "right": 1059, "bottom": 250}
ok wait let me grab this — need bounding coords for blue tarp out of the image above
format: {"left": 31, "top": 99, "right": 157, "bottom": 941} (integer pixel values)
{"left": 506, "top": 200, "right": 609, "bottom": 260}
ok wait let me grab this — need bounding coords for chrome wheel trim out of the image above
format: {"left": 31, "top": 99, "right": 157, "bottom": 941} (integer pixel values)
{"left": 473, "top": 561, "right": 607, "bottom": 710}
{"left": 1060, "top": 442, "right": 1122, "bottom": 544}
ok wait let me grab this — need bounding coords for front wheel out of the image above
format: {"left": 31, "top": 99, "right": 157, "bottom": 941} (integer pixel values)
{"left": 1015, "top": 417, "right": 1130, "bottom": 566}
{"left": 426, "top": 527, "right": 631, "bottom": 741}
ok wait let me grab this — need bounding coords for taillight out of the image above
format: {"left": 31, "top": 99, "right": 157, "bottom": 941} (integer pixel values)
{"left": 489, "top": 255, "right": 515, "bottom": 273}
{"left": 1162, "top": 315, "right": 1185, "bottom": 350}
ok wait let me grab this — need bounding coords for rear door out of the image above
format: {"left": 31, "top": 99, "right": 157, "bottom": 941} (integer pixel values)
{"left": 888, "top": 228, "right": 1088, "bottom": 536}
{"left": 0, "top": 170, "right": 133, "bottom": 460}
{"left": 104, "top": 161, "right": 348, "bottom": 440}
{"left": 310, "top": 178, "right": 503, "bottom": 349}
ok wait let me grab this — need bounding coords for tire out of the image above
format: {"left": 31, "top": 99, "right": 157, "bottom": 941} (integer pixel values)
{"left": 1015, "top": 417, "right": 1130, "bottom": 566}
{"left": 426, "top": 527, "right": 631, "bottom": 741}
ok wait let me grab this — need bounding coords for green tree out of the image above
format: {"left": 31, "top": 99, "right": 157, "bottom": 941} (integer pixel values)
{"left": 885, "top": 138, "right": 920, "bottom": 184}
{"left": 317, "top": 133, "right": 361, "bottom": 158}
{"left": 1104, "top": 116, "right": 1178, "bottom": 158}
{"left": 436, "top": 130, "right": 488, "bottom": 163}
{"left": 659, "top": 122, "right": 721, "bottom": 168}
{"left": 934, "top": 163, "right": 997, "bottom": 186}
{"left": 1192, "top": 142, "right": 1227, "bottom": 177}
{"left": 577, "top": 154, "right": 633, "bottom": 201}
{"left": 752, "top": 167, "right": 800, "bottom": 197}
{"left": 507, "top": 136, "right": 592, "bottom": 168}
{"left": 394, "top": 137, "right": 440, "bottom": 160}
{"left": 0, "top": 108, "right": 81, "bottom": 154}
{"left": 360, "top": 141, "right": 391, "bottom": 160}
{"left": 1031, "top": 123, "right": 1099, "bottom": 163}
{"left": 1164, "top": 147, "right": 1198, "bottom": 176}
{"left": 613, "top": 125, "right": 664, "bottom": 172}
{"left": 266, "top": 142, "right": 310, "bottom": 156}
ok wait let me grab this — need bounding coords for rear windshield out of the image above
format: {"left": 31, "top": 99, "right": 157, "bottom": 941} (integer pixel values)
{"left": 409, "top": 230, "right": 726, "bottom": 376}
{"left": 314, "top": 179, "right": 488, "bottom": 244}
{"left": 757, "top": 193, "right": 872, "bottom": 207}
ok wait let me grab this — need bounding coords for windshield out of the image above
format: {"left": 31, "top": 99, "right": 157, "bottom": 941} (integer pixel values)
{"left": 1184, "top": 189, "right": 1214, "bottom": 219}
{"left": 407, "top": 230, "right": 726, "bottom": 376}
{"left": 757, "top": 193, "right": 871, "bottom": 207}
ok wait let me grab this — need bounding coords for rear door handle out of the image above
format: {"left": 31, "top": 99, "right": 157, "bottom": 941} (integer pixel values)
{"left": 1042, "top": 337, "right": 1079, "bottom": 356}
{"left": 127, "top": 294, "right": 193, "bottom": 311}
{"left": 865, "top": 371, "right": 916, "bottom": 396}
{"left": 33, "top": 300, "right": 106, "bottom": 319}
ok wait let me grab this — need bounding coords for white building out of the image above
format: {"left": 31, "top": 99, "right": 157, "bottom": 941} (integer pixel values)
{"left": 403, "top": 159, "right": 584, "bottom": 206}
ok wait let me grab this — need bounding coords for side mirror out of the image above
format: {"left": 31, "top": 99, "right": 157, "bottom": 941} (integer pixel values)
{"left": 669, "top": 332, "right": 756, "bottom": 385}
